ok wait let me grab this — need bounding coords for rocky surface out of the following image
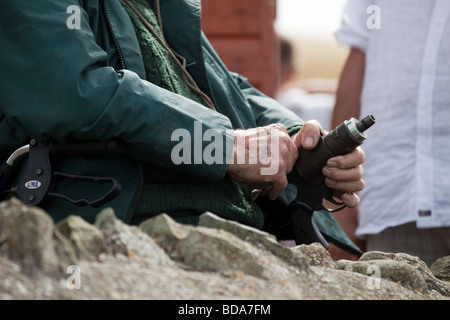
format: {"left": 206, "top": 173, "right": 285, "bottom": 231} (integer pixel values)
{"left": 0, "top": 197, "right": 449, "bottom": 300}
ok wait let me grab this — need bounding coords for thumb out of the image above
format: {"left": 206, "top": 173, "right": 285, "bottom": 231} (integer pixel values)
{"left": 297, "top": 120, "right": 323, "bottom": 150}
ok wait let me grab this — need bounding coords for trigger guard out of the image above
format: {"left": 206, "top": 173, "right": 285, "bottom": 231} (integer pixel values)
{"left": 327, "top": 196, "right": 345, "bottom": 206}
{"left": 323, "top": 187, "right": 345, "bottom": 206}
{"left": 322, "top": 190, "right": 347, "bottom": 213}
{"left": 321, "top": 203, "right": 347, "bottom": 213}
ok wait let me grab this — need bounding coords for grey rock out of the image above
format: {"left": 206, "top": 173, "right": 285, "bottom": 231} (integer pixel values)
{"left": 55, "top": 214, "right": 107, "bottom": 262}
{"left": 1, "top": 198, "right": 449, "bottom": 300}
{"left": 198, "top": 211, "right": 308, "bottom": 269}
{"left": 359, "top": 251, "right": 450, "bottom": 296}
{"left": 431, "top": 256, "right": 450, "bottom": 282}
{"left": 198, "top": 211, "right": 278, "bottom": 245}
{"left": 336, "top": 259, "right": 428, "bottom": 293}
{"left": 0, "top": 198, "right": 59, "bottom": 276}
{"left": 292, "top": 243, "right": 336, "bottom": 268}
{"left": 140, "top": 213, "right": 306, "bottom": 279}
{"left": 94, "top": 208, "right": 172, "bottom": 264}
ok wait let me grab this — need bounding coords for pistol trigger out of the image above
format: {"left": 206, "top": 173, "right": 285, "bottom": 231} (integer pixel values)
{"left": 321, "top": 188, "right": 347, "bottom": 213}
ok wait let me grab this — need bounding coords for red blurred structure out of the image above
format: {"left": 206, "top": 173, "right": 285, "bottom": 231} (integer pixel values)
{"left": 202, "top": 0, "right": 280, "bottom": 98}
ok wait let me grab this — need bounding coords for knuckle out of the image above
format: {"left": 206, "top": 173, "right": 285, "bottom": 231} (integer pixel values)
{"left": 262, "top": 174, "right": 274, "bottom": 183}
{"left": 359, "top": 179, "right": 366, "bottom": 190}
{"left": 281, "top": 178, "right": 288, "bottom": 191}
{"left": 357, "top": 165, "right": 364, "bottom": 179}
{"left": 276, "top": 173, "right": 288, "bottom": 189}
{"left": 351, "top": 179, "right": 365, "bottom": 192}
{"left": 278, "top": 132, "right": 289, "bottom": 143}
{"left": 274, "top": 123, "right": 287, "bottom": 132}
{"left": 285, "top": 164, "right": 293, "bottom": 174}
{"left": 280, "top": 162, "right": 288, "bottom": 174}
{"left": 357, "top": 147, "right": 366, "bottom": 162}
{"left": 327, "top": 167, "right": 341, "bottom": 180}
{"left": 302, "top": 120, "right": 322, "bottom": 133}
{"left": 304, "top": 119, "right": 320, "bottom": 127}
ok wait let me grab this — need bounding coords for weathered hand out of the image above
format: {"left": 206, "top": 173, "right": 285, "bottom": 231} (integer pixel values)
{"left": 227, "top": 124, "right": 298, "bottom": 200}
{"left": 227, "top": 120, "right": 365, "bottom": 206}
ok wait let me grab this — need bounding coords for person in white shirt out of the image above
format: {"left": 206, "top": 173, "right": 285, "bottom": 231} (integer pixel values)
{"left": 332, "top": 0, "right": 450, "bottom": 266}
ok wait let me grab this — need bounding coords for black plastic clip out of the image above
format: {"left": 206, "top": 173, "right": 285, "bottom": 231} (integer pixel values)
{"left": 3, "top": 139, "right": 121, "bottom": 208}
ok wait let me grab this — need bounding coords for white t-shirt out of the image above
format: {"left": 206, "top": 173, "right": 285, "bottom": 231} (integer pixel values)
{"left": 335, "top": 0, "right": 450, "bottom": 236}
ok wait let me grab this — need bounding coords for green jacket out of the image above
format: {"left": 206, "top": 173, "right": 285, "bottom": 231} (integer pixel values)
{"left": 0, "top": 0, "right": 303, "bottom": 224}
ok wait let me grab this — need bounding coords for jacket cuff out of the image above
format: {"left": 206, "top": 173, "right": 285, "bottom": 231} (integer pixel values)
{"left": 287, "top": 124, "right": 303, "bottom": 136}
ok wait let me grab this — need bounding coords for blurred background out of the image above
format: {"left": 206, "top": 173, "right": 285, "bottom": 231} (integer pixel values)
{"left": 202, "top": 0, "right": 349, "bottom": 99}
{"left": 275, "top": 0, "right": 348, "bottom": 83}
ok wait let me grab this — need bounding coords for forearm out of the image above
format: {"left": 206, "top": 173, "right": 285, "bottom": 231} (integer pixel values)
{"left": 0, "top": 1, "right": 235, "bottom": 181}
{"left": 331, "top": 48, "right": 366, "bottom": 128}
{"left": 328, "top": 48, "right": 367, "bottom": 258}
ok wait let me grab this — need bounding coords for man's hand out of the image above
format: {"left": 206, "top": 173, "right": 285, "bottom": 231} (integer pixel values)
{"left": 227, "top": 121, "right": 365, "bottom": 205}
{"left": 292, "top": 120, "right": 365, "bottom": 208}
{"left": 322, "top": 147, "right": 365, "bottom": 208}
{"left": 227, "top": 124, "right": 297, "bottom": 200}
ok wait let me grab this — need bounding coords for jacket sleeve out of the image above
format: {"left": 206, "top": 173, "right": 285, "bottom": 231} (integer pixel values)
{"left": 0, "top": 0, "right": 234, "bottom": 180}
{"left": 230, "top": 72, "right": 304, "bottom": 134}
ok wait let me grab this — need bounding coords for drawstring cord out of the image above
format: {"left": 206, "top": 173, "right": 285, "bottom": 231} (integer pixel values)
{"left": 123, "top": 0, "right": 217, "bottom": 111}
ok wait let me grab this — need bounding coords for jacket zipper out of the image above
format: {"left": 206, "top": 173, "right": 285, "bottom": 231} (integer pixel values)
{"left": 101, "top": 0, "right": 144, "bottom": 223}
{"left": 101, "top": 0, "right": 127, "bottom": 70}
{"left": 126, "top": 161, "right": 144, "bottom": 224}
